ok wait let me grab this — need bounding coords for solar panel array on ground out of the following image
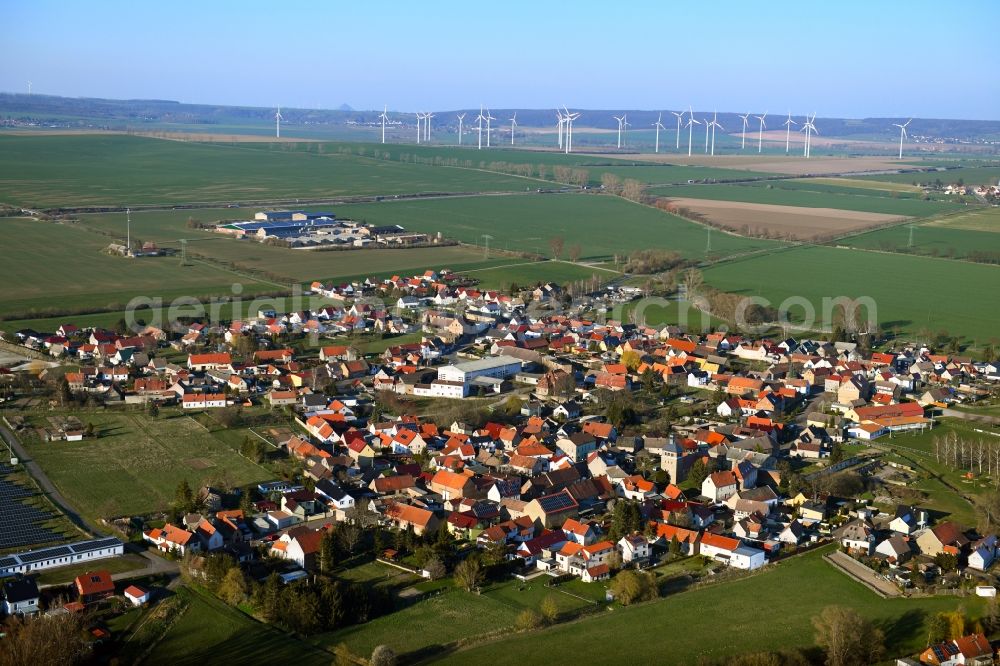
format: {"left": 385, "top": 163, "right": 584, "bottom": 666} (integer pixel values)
{"left": 0, "top": 463, "right": 67, "bottom": 550}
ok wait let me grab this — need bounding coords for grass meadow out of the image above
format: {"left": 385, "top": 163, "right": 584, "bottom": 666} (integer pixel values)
{"left": 144, "top": 586, "right": 331, "bottom": 666}
{"left": 22, "top": 412, "right": 271, "bottom": 521}
{"left": 702, "top": 245, "right": 1000, "bottom": 342}
{"left": 437, "top": 546, "right": 983, "bottom": 666}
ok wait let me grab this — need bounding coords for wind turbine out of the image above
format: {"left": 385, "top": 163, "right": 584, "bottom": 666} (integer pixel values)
{"left": 379, "top": 105, "right": 389, "bottom": 144}
{"left": 755, "top": 111, "right": 768, "bottom": 153}
{"left": 475, "top": 107, "right": 484, "bottom": 150}
{"left": 653, "top": 113, "right": 666, "bottom": 153}
{"left": 622, "top": 114, "right": 630, "bottom": 148}
{"left": 709, "top": 112, "right": 724, "bottom": 156}
{"left": 614, "top": 115, "right": 625, "bottom": 149}
{"left": 672, "top": 110, "right": 684, "bottom": 150}
{"left": 485, "top": 108, "right": 495, "bottom": 148}
{"left": 800, "top": 113, "right": 818, "bottom": 158}
{"left": 783, "top": 112, "right": 797, "bottom": 154}
{"left": 510, "top": 112, "right": 518, "bottom": 145}
{"left": 893, "top": 119, "right": 912, "bottom": 160}
{"left": 556, "top": 111, "right": 565, "bottom": 150}
{"left": 738, "top": 112, "right": 750, "bottom": 150}
{"left": 685, "top": 109, "right": 700, "bottom": 157}
{"left": 457, "top": 113, "right": 466, "bottom": 145}
{"left": 415, "top": 112, "right": 423, "bottom": 144}
{"left": 704, "top": 114, "right": 711, "bottom": 154}
{"left": 27, "top": 81, "right": 32, "bottom": 96}
{"left": 424, "top": 112, "right": 434, "bottom": 141}
{"left": 563, "top": 107, "right": 580, "bottom": 153}
{"left": 274, "top": 107, "right": 283, "bottom": 138}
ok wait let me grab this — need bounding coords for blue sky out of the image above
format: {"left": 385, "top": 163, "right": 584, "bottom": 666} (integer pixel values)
{"left": 2, "top": 0, "right": 997, "bottom": 119}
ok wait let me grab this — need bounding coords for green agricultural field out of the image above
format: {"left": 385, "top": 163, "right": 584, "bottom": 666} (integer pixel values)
{"left": 334, "top": 193, "right": 785, "bottom": 261}
{"left": 842, "top": 221, "right": 999, "bottom": 259}
{"left": 0, "top": 134, "right": 546, "bottom": 208}
{"left": 74, "top": 208, "right": 526, "bottom": 282}
{"left": 145, "top": 586, "right": 331, "bottom": 666}
{"left": 459, "top": 260, "right": 617, "bottom": 290}
{"left": 649, "top": 183, "right": 963, "bottom": 217}
{"left": 22, "top": 412, "right": 271, "bottom": 521}
{"left": 438, "top": 547, "right": 983, "bottom": 666}
{"left": 859, "top": 165, "right": 1000, "bottom": 187}
{"left": 0, "top": 218, "right": 278, "bottom": 320}
{"left": 230, "top": 140, "right": 769, "bottom": 185}
{"left": 926, "top": 206, "right": 1000, "bottom": 233}
{"left": 702, "top": 245, "right": 1000, "bottom": 342}
{"left": 800, "top": 177, "right": 924, "bottom": 193}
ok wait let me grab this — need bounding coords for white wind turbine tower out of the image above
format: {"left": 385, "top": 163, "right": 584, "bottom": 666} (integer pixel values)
{"left": 475, "top": 107, "right": 485, "bottom": 150}
{"left": 738, "top": 113, "right": 750, "bottom": 150}
{"left": 614, "top": 115, "right": 625, "bottom": 149}
{"left": 704, "top": 114, "right": 712, "bottom": 153}
{"left": 563, "top": 107, "right": 580, "bottom": 154}
{"left": 415, "top": 113, "right": 423, "bottom": 144}
{"left": 424, "top": 112, "right": 434, "bottom": 141}
{"left": 485, "top": 108, "right": 496, "bottom": 147}
{"left": 27, "top": 81, "right": 32, "bottom": 96}
{"left": 755, "top": 111, "right": 768, "bottom": 153}
{"left": 653, "top": 113, "right": 666, "bottom": 153}
{"left": 893, "top": 119, "right": 912, "bottom": 159}
{"left": 685, "top": 110, "right": 701, "bottom": 157}
{"left": 556, "top": 111, "right": 565, "bottom": 150}
{"left": 709, "top": 112, "right": 724, "bottom": 156}
{"left": 509, "top": 112, "right": 518, "bottom": 145}
{"left": 457, "top": 113, "right": 466, "bottom": 145}
{"left": 274, "top": 107, "right": 283, "bottom": 138}
{"left": 622, "top": 114, "right": 630, "bottom": 148}
{"left": 672, "top": 110, "right": 684, "bottom": 150}
{"left": 800, "top": 113, "right": 818, "bottom": 158}
{"left": 783, "top": 112, "right": 797, "bottom": 154}
{"left": 379, "top": 105, "right": 389, "bottom": 144}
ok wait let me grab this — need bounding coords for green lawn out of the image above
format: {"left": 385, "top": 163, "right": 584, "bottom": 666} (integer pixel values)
{"left": 333, "top": 193, "right": 785, "bottom": 261}
{"left": 701, "top": 245, "right": 1000, "bottom": 342}
{"left": 22, "top": 412, "right": 271, "bottom": 521}
{"left": 437, "top": 547, "right": 984, "bottom": 665}
{"left": 145, "top": 586, "right": 331, "bottom": 666}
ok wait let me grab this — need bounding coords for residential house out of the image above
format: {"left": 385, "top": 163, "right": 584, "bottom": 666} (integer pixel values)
{"left": 916, "top": 522, "right": 970, "bottom": 558}
{"left": 75, "top": 570, "right": 115, "bottom": 604}
{"left": 702, "top": 471, "right": 739, "bottom": 502}
{"left": 2, "top": 577, "right": 40, "bottom": 615}
{"left": 617, "top": 533, "right": 652, "bottom": 564}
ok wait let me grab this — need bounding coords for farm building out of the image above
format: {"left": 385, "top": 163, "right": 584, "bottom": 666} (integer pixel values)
{"left": 0, "top": 537, "right": 125, "bottom": 576}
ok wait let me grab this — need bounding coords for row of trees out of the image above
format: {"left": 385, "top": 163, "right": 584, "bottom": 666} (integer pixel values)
{"left": 933, "top": 431, "right": 1000, "bottom": 481}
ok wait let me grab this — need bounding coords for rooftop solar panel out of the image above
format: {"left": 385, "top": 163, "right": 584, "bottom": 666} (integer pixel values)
{"left": 19, "top": 545, "right": 72, "bottom": 564}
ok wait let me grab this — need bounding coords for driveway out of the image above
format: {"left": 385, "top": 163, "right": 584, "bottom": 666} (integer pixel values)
{"left": 825, "top": 550, "right": 901, "bottom": 597}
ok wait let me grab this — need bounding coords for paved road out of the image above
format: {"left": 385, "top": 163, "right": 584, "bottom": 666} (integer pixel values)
{"left": 0, "top": 423, "right": 97, "bottom": 537}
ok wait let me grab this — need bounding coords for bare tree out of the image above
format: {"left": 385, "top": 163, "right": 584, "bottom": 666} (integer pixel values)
{"left": 567, "top": 244, "right": 582, "bottom": 263}
{"left": 549, "top": 236, "right": 565, "bottom": 260}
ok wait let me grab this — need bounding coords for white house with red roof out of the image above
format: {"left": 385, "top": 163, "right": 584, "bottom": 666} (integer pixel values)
{"left": 702, "top": 471, "right": 739, "bottom": 502}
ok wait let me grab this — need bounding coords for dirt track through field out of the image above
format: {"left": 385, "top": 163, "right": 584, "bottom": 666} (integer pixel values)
{"left": 666, "top": 197, "right": 906, "bottom": 240}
